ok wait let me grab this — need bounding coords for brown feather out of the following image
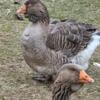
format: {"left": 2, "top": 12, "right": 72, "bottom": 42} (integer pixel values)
{"left": 47, "top": 20, "right": 97, "bottom": 57}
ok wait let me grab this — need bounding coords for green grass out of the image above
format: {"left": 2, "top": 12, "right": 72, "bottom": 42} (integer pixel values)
{"left": 0, "top": 0, "right": 100, "bottom": 100}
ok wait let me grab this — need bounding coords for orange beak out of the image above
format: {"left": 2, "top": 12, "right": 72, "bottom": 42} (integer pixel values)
{"left": 16, "top": 5, "right": 27, "bottom": 14}
{"left": 79, "top": 70, "right": 94, "bottom": 84}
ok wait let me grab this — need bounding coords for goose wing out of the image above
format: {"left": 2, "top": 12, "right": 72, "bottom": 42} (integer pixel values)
{"left": 46, "top": 20, "right": 97, "bottom": 57}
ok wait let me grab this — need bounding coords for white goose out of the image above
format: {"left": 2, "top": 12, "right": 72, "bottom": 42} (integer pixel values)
{"left": 19, "top": 0, "right": 100, "bottom": 81}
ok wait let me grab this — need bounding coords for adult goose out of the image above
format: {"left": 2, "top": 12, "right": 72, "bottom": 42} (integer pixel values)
{"left": 19, "top": 0, "right": 100, "bottom": 70}
{"left": 20, "top": 0, "right": 100, "bottom": 81}
{"left": 52, "top": 64, "right": 94, "bottom": 100}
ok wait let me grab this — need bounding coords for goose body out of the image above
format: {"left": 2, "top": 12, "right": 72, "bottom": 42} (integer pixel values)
{"left": 22, "top": 22, "right": 100, "bottom": 71}
{"left": 20, "top": 0, "right": 100, "bottom": 81}
{"left": 21, "top": 23, "right": 70, "bottom": 76}
{"left": 47, "top": 21, "right": 100, "bottom": 70}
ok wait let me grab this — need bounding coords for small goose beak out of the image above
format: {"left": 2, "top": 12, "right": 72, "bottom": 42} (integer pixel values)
{"left": 79, "top": 70, "right": 94, "bottom": 84}
{"left": 16, "top": 5, "right": 27, "bottom": 14}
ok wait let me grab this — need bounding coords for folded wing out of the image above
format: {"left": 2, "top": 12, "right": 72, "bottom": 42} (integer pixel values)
{"left": 46, "top": 20, "right": 97, "bottom": 57}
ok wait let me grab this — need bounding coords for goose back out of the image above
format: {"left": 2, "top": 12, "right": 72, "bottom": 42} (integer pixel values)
{"left": 46, "top": 20, "right": 97, "bottom": 57}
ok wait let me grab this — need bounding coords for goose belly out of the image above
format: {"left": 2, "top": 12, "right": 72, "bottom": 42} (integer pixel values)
{"left": 21, "top": 44, "right": 51, "bottom": 72}
{"left": 21, "top": 32, "right": 49, "bottom": 72}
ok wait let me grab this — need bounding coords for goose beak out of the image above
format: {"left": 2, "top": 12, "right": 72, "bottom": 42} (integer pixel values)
{"left": 16, "top": 5, "right": 27, "bottom": 14}
{"left": 79, "top": 70, "right": 94, "bottom": 84}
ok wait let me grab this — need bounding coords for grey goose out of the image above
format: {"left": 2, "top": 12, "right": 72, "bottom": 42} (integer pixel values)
{"left": 19, "top": 0, "right": 100, "bottom": 81}
{"left": 52, "top": 64, "right": 94, "bottom": 100}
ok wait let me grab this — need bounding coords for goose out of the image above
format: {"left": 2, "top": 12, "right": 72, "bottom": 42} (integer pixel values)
{"left": 18, "top": 0, "right": 100, "bottom": 68}
{"left": 52, "top": 63, "right": 94, "bottom": 100}
{"left": 20, "top": 0, "right": 100, "bottom": 81}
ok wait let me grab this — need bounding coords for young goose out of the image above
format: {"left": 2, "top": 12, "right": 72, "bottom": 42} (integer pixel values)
{"left": 52, "top": 64, "right": 94, "bottom": 100}
{"left": 20, "top": 0, "right": 100, "bottom": 81}
{"left": 18, "top": 0, "right": 100, "bottom": 71}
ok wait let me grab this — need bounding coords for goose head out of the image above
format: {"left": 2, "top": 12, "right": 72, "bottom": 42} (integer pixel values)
{"left": 16, "top": 0, "right": 39, "bottom": 14}
{"left": 52, "top": 64, "right": 94, "bottom": 100}
{"left": 16, "top": 0, "right": 49, "bottom": 24}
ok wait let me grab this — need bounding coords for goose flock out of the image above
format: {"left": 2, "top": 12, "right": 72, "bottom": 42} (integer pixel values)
{"left": 17, "top": 0, "right": 100, "bottom": 100}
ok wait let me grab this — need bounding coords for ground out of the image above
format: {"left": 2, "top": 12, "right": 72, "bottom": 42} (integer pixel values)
{"left": 0, "top": 0, "right": 100, "bottom": 100}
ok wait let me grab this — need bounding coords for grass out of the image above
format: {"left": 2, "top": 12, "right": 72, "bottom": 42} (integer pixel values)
{"left": 0, "top": 0, "right": 100, "bottom": 100}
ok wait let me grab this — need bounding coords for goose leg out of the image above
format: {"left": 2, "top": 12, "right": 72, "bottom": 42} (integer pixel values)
{"left": 32, "top": 72, "right": 53, "bottom": 82}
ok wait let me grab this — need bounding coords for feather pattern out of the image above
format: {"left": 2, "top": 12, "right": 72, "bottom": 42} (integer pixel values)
{"left": 52, "top": 81, "right": 71, "bottom": 100}
{"left": 47, "top": 20, "right": 96, "bottom": 57}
